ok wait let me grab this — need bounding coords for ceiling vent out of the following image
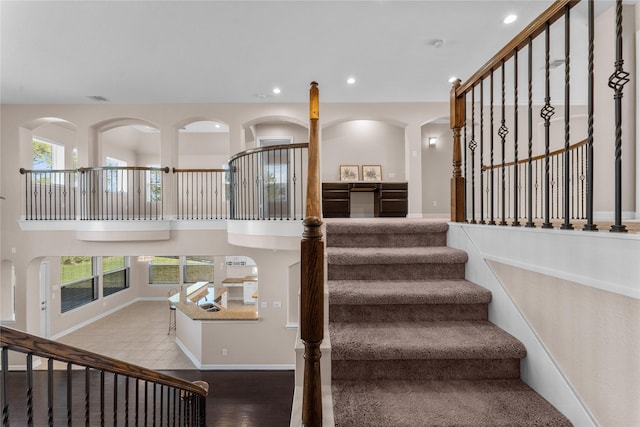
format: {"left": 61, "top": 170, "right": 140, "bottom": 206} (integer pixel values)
{"left": 87, "top": 95, "right": 109, "bottom": 102}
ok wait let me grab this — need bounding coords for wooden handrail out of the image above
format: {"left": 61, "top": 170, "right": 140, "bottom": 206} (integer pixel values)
{"left": 228, "top": 142, "right": 310, "bottom": 164}
{"left": 0, "top": 326, "right": 207, "bottom": 398}
{"left": 19, "top": 168, "right": 78, "bottom": 174}
{"left": 456, "top": 0, "right": 580, "bottom": 96}
{"left": 78, "top": 166, "right": 170, "bottom": 173}
{"left": 172, "top": 168, "right": 227, "bottom": 173}
{"left": 482, "top": 139, "right": 587, "bottom": 171}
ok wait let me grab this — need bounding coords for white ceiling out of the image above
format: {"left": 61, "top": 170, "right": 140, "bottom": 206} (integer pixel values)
{"left": 2, "top": 1, "right": 563, "bottom": 105}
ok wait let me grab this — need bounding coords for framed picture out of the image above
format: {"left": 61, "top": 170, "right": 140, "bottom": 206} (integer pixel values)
{"left": 362, "top": 165, "right": 382, "bottom": 181}
{"left": 340, "top": 165, "right": 359, "bottom": 181}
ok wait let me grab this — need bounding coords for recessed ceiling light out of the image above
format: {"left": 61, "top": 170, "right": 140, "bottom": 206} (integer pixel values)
{"left": 448, "top": 76, "right": 458, "bottom": 83}
{"left": 504, "top": 14, "right": 517, "bottom": 24}
{"left": 272, "top": 88, "right": 281, "bottom": 94}
{"left": 347, "top": 77, "right": 356, "bottom": 85}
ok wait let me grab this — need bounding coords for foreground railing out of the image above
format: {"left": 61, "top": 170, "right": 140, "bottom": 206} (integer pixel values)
{"left": 229, "top": 143, "right": 308, "bottom": 220}
{"left": 0, "top": 326, "right": 208, "bottom": 426}
{"left": 451, "top": 0, "right": 631, "bottom": 232}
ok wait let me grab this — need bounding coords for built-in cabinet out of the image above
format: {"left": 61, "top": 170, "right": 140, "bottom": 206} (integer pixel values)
{"left": 322, "top": 182, "right": 408, "bottom": 218}
{"left": 222, "top": 256, "right": 258, "bottom": 305}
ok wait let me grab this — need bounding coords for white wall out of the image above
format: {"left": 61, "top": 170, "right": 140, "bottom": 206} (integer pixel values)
{"left": 421, "top": 122, "right": 451, "bottom": 216}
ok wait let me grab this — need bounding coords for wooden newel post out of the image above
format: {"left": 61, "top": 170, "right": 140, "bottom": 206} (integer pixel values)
{"left": 450, "top": 79, "right": 465, "bottom": 222}
{"left": 301, "top": 81, "right": 324, "bottom": 427}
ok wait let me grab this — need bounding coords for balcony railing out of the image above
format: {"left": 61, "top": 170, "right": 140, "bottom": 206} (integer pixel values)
{"left": 19, "top": 146, "right": 309, "bottom": 222}
{"left": 229, "top": 143, "right": 309, "bottom": 220}
{"left": 173, "top": 168, "right": 229, "bottom": 220}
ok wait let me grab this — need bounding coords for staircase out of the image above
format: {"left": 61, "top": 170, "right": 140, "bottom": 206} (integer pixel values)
{"left": 326, "top": 218, "right": 571, "bottom": 427}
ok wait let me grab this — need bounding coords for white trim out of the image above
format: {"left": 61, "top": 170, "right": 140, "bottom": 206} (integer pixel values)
{"left": 593, "top": 210, "right": 636, "bottom": 221}
{"left": 175, "top": 337, "right": 202, "bottom": 369}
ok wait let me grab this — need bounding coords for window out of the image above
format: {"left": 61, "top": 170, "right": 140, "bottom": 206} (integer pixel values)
{"left": 33, "top": 137, "right": 64, "bottom": 170}
{"left": 105, "top": 157, "right": 128, "bottom": 193}
{"left": 184, "top": 256, "right": 215, "bottom": 283}
{"left": 103, "top": 256, "right": 130, "bottom": 297}
{"left": 60, "top": 256, "right": 97, "bottom": 313}
{"left": 149, "top": 256, "right": 180, "bottom": 284}
{"left": 146, "top": 164, "right": 162, "bottom": 202}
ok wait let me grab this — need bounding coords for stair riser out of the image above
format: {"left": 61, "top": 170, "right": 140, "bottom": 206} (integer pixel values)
{"left": 327, "top": 233, "right": 447, "bottom": 248}
{"left": 328, "top": 264, "right": 466, "bottom": 281}
{"left": 332, "top": 358, "right": 521, "bottom": 381}
{"left": 329, "top": 303, "right": 488, "bottom": 322}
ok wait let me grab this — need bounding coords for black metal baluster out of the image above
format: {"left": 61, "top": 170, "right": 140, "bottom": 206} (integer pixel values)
{"left": 135, "top": 379, "right": 139, "bottom": 427}
{"left": 67, "top": 363, "right": 73, "bottom": 426}
{"left": 160, "top": 385, "right": 164, "bottom": 426}
{"left": 100, "top": 370, "right": 105, "bottom": 427}
{"left": 463, "top": 92, "right": 468, "bottom": 223}
{"left": 26, "top": 353, "right": 33, "bottom": 426}
{"left": 526, "top": 37, "right": 535, "bottom": 227}
{"left": 153, "top": 383, "right": 157, "bottom": 426}
{"left": 48, "top": 359, "right": 54, "bottom": 427}
{"left": 113, "top": 373, "right": 118, "bottom": 427}
{"left": 541, "top": 22, "right": 555, "bottom": 228}
{"left": 469, "top": 87, "right": 477, "bottom": 223}
{"left": 480, "top": 79, "right": 485, "bottom": 224}
{"left": 561, "top": 6, "right": 574, "bottom": 229}
{"left": 584, "top": 0, "right": 597, "bottom": 230}
{"left": 85, "top": 368, "right": 91, "bottom": 427}
{"left": 609, "top": 0, "right": 629, "bottom": 232}
{"left": 512, "top": 50, "right": 521, "bottom": 226}
{"left": 2, "top": 346, "right": 9, "bottom": 427}
{"left": 499, "top": 61, "right": 508, "bottom": 225}
{"left": 489, "top": 70, "right": 496, "bottom": 225}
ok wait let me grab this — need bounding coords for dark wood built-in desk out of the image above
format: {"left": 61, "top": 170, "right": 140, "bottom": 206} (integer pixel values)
{"left": 322, "top": 182, "right": 408, "bottom": 218}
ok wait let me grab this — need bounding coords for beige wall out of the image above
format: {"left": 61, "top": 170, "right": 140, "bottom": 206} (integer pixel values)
{"left": 489, "top": 261, "right": 640, "bottom": 427}
{"left": 421, "top": 122, "right": 451, "bottom": 216}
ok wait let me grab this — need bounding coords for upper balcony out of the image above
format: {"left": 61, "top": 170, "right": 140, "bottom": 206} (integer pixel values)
{"left": 17, "top": 143, "right": 309, "bottom": 245}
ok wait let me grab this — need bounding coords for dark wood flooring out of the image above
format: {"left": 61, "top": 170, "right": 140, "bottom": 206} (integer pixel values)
{"left": 2, "top": 369, "right": 294, "bottom": 426}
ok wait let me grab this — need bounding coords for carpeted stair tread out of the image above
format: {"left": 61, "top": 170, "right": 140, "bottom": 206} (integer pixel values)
{"left": 328, "top": 279, "right": 491, "bottom": 305}
{"left": 325, "top": 218, "right": 448, "bottom": 235}
{"left": 330, "top": 320, "right": 526, "bottom": 360}
{"left": 331, "top": 378, "right": 572, "bottom": 427}
{"left": 327, "top": 246, "right": 468, "bottom": 265}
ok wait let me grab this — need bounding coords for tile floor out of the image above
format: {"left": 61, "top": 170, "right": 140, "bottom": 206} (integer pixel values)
{"left": 55, "top": 301, "right": 196, "bottom": 370}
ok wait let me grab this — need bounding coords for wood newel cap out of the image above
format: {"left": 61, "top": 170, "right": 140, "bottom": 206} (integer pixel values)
{"left": 310, "top": 81, "right": 319, "bottom": 120}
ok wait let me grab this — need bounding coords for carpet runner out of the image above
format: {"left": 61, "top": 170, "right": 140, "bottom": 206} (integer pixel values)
{"left": 327, "top": 218, "right": 571, "bottom": 427}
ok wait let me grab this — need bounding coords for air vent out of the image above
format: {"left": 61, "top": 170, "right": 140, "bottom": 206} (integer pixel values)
{"left": 87, "top": 95, "right": 109, "bottom": 102}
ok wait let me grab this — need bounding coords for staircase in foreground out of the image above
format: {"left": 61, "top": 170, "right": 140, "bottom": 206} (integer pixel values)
{"left": 326, "top": 218, "right": 571, "bottom": 427}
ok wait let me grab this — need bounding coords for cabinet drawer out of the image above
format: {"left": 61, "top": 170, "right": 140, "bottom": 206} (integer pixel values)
{"left": 322, "top": 183, "right": 349, "bottom": 190}
{"left": 323, "top": 200, "right": 350, "bottom": 217}
{"left": 380, "top": 190, "right": 407, "bottom": 199}
{"left": 380, "top": 183, "right": 407, "bottom": 191}
{"left": 322, "top": 190, "right": 350, "bottom": 199}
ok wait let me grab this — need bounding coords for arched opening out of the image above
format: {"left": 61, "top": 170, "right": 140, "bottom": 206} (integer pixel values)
{"left": 177, "top": 119, "right": 230, "bottom": 169}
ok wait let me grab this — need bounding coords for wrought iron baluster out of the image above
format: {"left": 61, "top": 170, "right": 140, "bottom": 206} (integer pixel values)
{"left": 48, "top": 359, "right": 54, "bottom": 427}
{"left": 469, "top": 86, "right": 477, "bottom": 223}
{"left": 561, "top": 6, "right": 574, "bottom": 229}
{"left": 499, "top": 60, "right": 508, "bottom": 225}
{"left": 463, "top": 91, "right": 468, "bottom": 223}
{"left": 512, "top": 49, "right": 520, "bottom": 226}
{"left": 480, "top": 79, "right": 485, "bottom": 224}
{"left": 609, "top": 0, "right": 629, "bottom": 232}
{"left": 85, "top": 367, "right": 90, "bottom": 427}
{"left": 27, "top": 353, "right": 33, "bottom": 426}
{"left": 2, "top": 346, "right": 10, "bottom": 426}
{"left": 489, "top": 70, "right": 496, "bottom": 225}
{"left": 541, "top": 22, "right": 555, "bottom": 228}
{"left": 67, "top": 362, "right": 73, "bottom": 426}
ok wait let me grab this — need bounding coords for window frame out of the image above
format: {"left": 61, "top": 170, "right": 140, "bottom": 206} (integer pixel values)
{"left": 103, "top": 256, "right": 130, "bottom": 297}
{"left": 60, "top": 257, "right": 98, "bottom": 313}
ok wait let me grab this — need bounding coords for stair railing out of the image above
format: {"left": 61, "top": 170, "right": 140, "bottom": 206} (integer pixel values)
{"left": 450, "top": 0, "right": 631, "bottom": 232}
{"left": 0, "top": 325, "right": 208, "bottom": 426}
{"left": 300, "top": 81, "right": 323, "bottom": 427}
{"left": 228, "top": 142, "right": 309, "bottom": 220}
